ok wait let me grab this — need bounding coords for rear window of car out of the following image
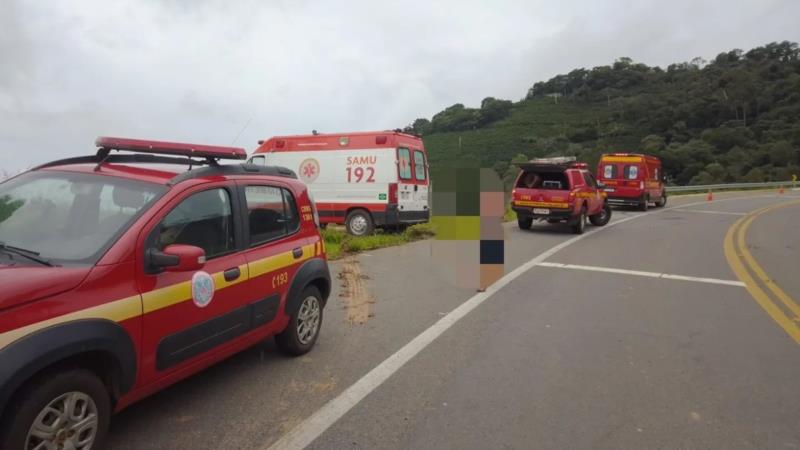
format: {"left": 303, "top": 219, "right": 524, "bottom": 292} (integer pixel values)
{"left": 516, "top": 170, "right": 569, "bottom": 190}
{"left": 624, "top": 165, "right": 639, "bottom": 179}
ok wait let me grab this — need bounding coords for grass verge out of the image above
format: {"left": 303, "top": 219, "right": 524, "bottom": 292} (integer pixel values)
{"left": 322, "top": 222, "right": 436, "bottom": 260}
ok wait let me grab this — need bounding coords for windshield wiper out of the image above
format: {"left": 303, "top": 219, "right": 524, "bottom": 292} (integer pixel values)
{"left": 0, "top": 242, "right": 54, "bottom": 267}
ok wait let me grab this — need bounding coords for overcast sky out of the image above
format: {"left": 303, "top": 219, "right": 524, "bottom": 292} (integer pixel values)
{"left": 1, "top": 0, "right": 798, "bottom": 172}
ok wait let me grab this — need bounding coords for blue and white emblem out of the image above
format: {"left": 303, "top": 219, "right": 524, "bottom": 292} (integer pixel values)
{"left": 191, "top": 271, "right": 215, "bottom": 308}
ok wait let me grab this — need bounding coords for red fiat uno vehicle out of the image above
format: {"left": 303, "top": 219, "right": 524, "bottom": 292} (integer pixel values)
{"left": 596, "top": 153, "right": 666, "bottom": 210}
{"left": 511, "top": 157, "right": 611, "bottom": 234}
{"left": 0, "top": 137, "right": 330, "bottom": 450}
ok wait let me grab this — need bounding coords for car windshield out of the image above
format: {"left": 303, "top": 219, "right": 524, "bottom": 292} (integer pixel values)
{"left": 0, "top": 171, "right": 166, "bottom": 265}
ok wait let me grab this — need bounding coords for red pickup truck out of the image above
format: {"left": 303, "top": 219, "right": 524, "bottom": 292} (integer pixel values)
{"left": 511, "top": 157, "right": 611, "bottom": 234}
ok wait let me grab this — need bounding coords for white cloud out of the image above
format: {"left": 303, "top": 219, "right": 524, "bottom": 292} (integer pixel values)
{"left": 1, "top": 0, "right": 798, "bottom": 171}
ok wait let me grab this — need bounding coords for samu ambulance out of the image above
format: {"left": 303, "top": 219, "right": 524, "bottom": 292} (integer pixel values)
{"left": 248, "top": 131, "right": 430, "bottom": 235}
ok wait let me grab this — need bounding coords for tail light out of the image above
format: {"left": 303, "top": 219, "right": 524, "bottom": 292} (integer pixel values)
{"left": 639, "top": 181, "right": 644, "bottom": 190}
{"left": 568, "top": 191, "right": 576, "bottom": 202}
{"left": 388, "top": 183, "right": 398, "bottom": 203}
{"left": 308, "top": 193, "right": 320, "bottom": 228}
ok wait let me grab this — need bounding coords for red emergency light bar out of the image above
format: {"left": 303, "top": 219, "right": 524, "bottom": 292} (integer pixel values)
{"left": 95, "top": 136, "right": 247, "bottom": 160}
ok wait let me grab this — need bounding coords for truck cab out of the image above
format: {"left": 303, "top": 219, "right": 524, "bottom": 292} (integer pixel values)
{"left": 511, "top": 157, "right": 611, "bottom": 234}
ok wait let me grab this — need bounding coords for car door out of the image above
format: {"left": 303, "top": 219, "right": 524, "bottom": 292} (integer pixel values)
{"left": 237, "top": 181, "right": 313, "bottom": 335}
{"left": 136, "top": 183, "right": 252, "bottom": 385}
{"left": 582, "top": 172, "right": 602, "bottom": 215}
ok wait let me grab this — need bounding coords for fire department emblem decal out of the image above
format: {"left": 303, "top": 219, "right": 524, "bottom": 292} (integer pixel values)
{"left": 299, "top": 158, "right": 320, "bottom": 183}
{"left": 191, "top": 271, "right": 215, "bottom": 308}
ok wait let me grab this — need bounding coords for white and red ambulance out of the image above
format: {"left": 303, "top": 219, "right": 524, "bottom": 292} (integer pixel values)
{"left": 248, "top": 131, "right": 430, "bottom": 235}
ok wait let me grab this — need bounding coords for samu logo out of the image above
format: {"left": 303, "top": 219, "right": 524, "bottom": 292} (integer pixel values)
{"left": 299, "top": 158, "right": 320, "bottom": 183}
{"left": 191, "top": 271, "right": 215, "bottom": 308}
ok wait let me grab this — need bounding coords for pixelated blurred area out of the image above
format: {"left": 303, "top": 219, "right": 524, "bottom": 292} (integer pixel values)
{"left": 430, "top": 167, "right": 506, "bottom": 291}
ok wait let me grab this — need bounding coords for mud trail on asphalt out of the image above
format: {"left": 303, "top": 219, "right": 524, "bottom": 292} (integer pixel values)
{"left": 337, "top": 257, "right": 375, "bottom": 324}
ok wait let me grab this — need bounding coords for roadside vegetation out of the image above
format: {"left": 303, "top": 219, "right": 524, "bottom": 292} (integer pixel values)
{"left": 404, "top": 41, "right": 800, "bottom": 191}
{"left": 322, "top": 223, "right": 436, "bottom": 260}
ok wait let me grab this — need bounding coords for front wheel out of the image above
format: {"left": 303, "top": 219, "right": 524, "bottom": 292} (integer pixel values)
{"left": 0, "top": 369, "right": 111, "bottom": 450}
{"left": 589, "top": 203, "right": 612, "bottom": 226}
{"left": 345, "top": 209, "right": 374, "bottom": 236}
{"left": 517, "top": 217, "right": 532, "bottom": 230}
{"left": 571, "top": 207, "right": 587, "bottom": 234}
{"left": 276, "top": 286, "right": 324, "bottom": 356}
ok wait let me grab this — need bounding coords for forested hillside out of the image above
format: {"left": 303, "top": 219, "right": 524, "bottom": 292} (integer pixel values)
{"left": 405, "top": 41, "right": 800, "bottom": 187}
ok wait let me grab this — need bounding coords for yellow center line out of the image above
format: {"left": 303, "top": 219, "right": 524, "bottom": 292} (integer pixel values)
{"left": 723, "top": 200, "right": 800, "bottom": 344}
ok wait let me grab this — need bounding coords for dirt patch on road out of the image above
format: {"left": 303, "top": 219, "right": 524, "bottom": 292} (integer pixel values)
{"left": 337, "top": 257, "right": 376, "bottom": 324}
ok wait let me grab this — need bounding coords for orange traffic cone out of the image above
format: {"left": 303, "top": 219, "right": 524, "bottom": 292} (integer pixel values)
{"left": 779, "top": 186, "right": 785, "bottom": 195}
{"left": 707, "top": 190, "right": 713, "bottom": 201}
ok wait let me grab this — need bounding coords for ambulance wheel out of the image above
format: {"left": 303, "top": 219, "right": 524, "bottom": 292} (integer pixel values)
{"left": 0, "top": 369, "right": 111, "bottom": 450}
{"left": 571, "top": 206, "right": 587, "bottom": 234}
{"left": 517, "top": 218, "right": 532, "bottom": 230}
{"left": 590, "top": 202, "right": 612, "bottom": 226}
{"left": 345, "top": 209, "right": 374, "bottom": 236}
{"left": 639, "top": 195, "right": 649, "bottom": 211}
{"left": 655, "top": 192, "right": 667, "bottom": 208}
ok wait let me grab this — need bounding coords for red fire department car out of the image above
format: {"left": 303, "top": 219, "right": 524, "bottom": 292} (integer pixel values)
{"left": 248, "top": 131, "right": 430, "bottom": 236}
{"left": 0, "top": 137, "right": 330, "bottom": 450}
{"left": 511, "top": 157, "right": 611, "bottom": 234}
{"left": 596, "top": 153, "right": 666, "bottom": 210}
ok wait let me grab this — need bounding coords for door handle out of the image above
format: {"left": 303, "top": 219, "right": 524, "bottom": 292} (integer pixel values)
{"left": 292, "top": 247, "right": 304, "bottom": 259}
{"left": 224, "top": 267, "right": 241, "bottom": 282}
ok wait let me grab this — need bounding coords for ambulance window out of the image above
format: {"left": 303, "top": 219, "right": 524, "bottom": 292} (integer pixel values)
{"left": 398, "top": 148, "right": 412, "bottom": 180}
{"left": 249, "top": 155, "right": 266, "bottom": 166}
{"left": 603, "top": 164, "right": 617, "bottom": 179}
{"left": 653, "top": 168, "right": 659, "bottom": 180}
{"left": 245, "top": 186, "right": 299, "bottom": 246}
{"left": 157, "top": 188, "right": 235, "bottom": 260}
{"left": 413, "top": 150, "right": 427, "bottom": 181}
{"left": 624, "top": 165, "right": 638, "bottom": 179}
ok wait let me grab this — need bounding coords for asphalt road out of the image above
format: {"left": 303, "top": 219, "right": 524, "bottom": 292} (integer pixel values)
{"left": 107, "top": 191, "right": 800, "bottom": 450}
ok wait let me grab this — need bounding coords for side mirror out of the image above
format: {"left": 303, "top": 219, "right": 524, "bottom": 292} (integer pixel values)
{"left": 148, "top": 244, "right": 206, "bottom": 273}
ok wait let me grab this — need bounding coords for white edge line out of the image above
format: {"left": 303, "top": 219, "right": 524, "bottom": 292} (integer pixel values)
{"left": 264, "top": 192, "right": 785, "bottom": 450}
{"left": 537, "top": 262, "right": 745, "bottom": 287}
{"left": 674, "top": 209, "right": 747, "bottom": 216}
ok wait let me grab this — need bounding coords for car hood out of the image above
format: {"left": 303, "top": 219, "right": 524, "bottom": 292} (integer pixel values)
{"left": 0, "top": 265, "right": 92, "bottom": 310}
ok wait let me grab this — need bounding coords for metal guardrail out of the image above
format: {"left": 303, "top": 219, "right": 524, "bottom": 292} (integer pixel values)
{"left": 665, "top": 181, "right": 796, "bottom": 193}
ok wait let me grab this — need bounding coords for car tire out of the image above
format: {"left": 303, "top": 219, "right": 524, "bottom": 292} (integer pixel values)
{"left": 276, "top": 286, "right": 324, "bottom": 356}
{"left": 655, "top": 192, "right": 667, "bottom": 208}
{"left": 517, "top": 218, "right": 532, "bottom": 230}
{"left": 571, "top": 206, "right": 586, "bottom": 234}
{"left": 345, "top": 209, "right": 374, "bottom": 236}
{"left": 639, "top": 195, "right": 649, "bottom": 211}
{"left": 589, "top": 202, "right": 612, "bottom": 226}
{"left": 0, "top": 369, "right": 111, "bottom": 450}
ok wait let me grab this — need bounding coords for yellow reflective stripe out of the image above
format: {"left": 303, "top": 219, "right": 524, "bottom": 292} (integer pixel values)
{"left": 0, "top": 295, "right": 141, "bottom": 350}
{"left": 602, "top": 156, "right": 642, "bottom": 163}
{"left": 0, "top": 245, "right": 319, "bottom": 350}
{"left": 515, "top": 200, "right": 570, "bottom": 209}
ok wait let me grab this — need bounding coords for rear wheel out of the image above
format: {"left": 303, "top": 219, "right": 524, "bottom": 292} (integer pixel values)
{"left": 1, "top": 369, "right": 111, "bottom": 450}
{"left": 639, "top": 195, "right": 649, "bottom": 211}
{"left": 589, "top": 202, "right": 612, "bottom": 226}
{"left": 276, "top": 286, "right": 324, "bottom": 356}
{"left": 517, "top": 217, "right": 532, "bottom": 230}
{"left": 571, "top": 206, "right": 587, "bottom": 234}
{"left": 345, "top": 209, "right": 374, "bottom": 236}
{"left": 655, "top": 192, "right": 667, "bottom": 208}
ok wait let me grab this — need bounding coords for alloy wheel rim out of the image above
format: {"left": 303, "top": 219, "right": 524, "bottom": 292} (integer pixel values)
{"left": 26, "top": 391, "right": 99, "bottom": 450}
{"left": 296, "top": 296, "right": 321, "bottom": 345}
{"left": 350, "top": 215, "right": 367, "bottom": 234}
